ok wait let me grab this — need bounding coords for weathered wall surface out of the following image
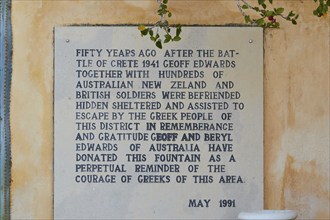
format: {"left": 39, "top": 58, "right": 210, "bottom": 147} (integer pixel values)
{"left": 10, "top": 0, "right": 329, "bottom": 219}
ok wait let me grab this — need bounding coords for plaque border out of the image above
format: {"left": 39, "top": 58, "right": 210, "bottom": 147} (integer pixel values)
{"left": 52, "top": 24, "right": 264, "bottom": 219}
{"left": 0, "top": 0, "right": 13, "bottom": 219}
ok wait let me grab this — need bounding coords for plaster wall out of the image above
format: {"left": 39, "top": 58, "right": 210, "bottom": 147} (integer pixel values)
{"left": 9, "top": 0, "right": 329, "bottom": 219}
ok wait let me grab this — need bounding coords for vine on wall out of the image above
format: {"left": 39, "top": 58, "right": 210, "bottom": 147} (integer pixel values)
{"left": 138, "top": 0, "right": 329, "bottom": 48}
{"left": 138, "top": 0, "right": 181, "bottom": 49}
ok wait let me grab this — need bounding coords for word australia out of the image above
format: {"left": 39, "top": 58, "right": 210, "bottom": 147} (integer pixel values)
{"left": 76, "top": 80, "right": 133, "bottom": 89}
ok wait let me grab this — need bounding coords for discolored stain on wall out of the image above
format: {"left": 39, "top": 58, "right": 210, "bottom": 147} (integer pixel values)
{"left": 282, "top": 156, "right": 329, "bottom": 219}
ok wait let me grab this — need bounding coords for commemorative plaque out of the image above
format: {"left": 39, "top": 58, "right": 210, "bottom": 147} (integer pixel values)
{"left": 54, "top": 26, "right": 263, "bottom": 219}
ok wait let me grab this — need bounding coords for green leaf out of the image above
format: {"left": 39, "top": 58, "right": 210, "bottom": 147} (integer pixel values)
{"left": 168, "top": 12, "right": 172, "bottom": 17}
{"left": 275, "top": 7, "right": 285, "bottom": 14}
{"left": 315, "top": 6, "right": 325, "bottom": 16}
{"left": 292, "top": 19, "right": 297, "bottom": 25}
{"left": 323, "top": 5, "right": 328, "bottom": 13}
{"left": 269, "top": 0, "right": 273, "bottom": 4}
{"left": 138, "top": 25, "right": 145, "bottom": 31}
{"left": 163, "top": 0, "right": 168, "bottom": 4}
{"left": 258, "top": 0, "right": 265, "bottom": 5}
{"left": 256, "top": 18, "right": 265, "bottom": 26}
{"left": 149, "top": 29, "right": 154, "bottom": 36}
{"left": 165, "top": 34, "right": 172, "bottom": 41}
{"left": 267, "top": 22, "right": 273, "bottom": 28}
{"left": 242, "top": 5, "right": 248, "bottom": 9}
{"left": 265, "top": 10, "right": 274, "bottom": 16}
{"left": 176, "top": 26, "right": 182, "bottom": 36}
{"left": 262, "top": 3, "right": 267, "bottom": 9}
{"left": 164, "top": 37, "right": 171, "bottom": 43}
{"left": 172, "top": 36, "right": 181, "bottom": 41}
{"left": 141, "top": 28, "right": 149, "bottom": 36}
{"left": 163, "top": 20, "right": 169, "bottom": 27}
{"left": 244, "top": 15, "right": 251, "bottom": 23}
{"left": 156, "top": 40, "right": 162, "bottom": 49}
{"left": 274, "top": 22, "right": 280, "bottom": 28}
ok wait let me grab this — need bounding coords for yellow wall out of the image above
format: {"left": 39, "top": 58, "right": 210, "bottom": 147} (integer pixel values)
{"left": 10, "top": 0, "right": 329, "bottom": 219}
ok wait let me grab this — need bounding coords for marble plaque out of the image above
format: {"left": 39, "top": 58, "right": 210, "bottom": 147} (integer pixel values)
{"left": 54, "top": 26, "right": 263, "bottom": 219}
